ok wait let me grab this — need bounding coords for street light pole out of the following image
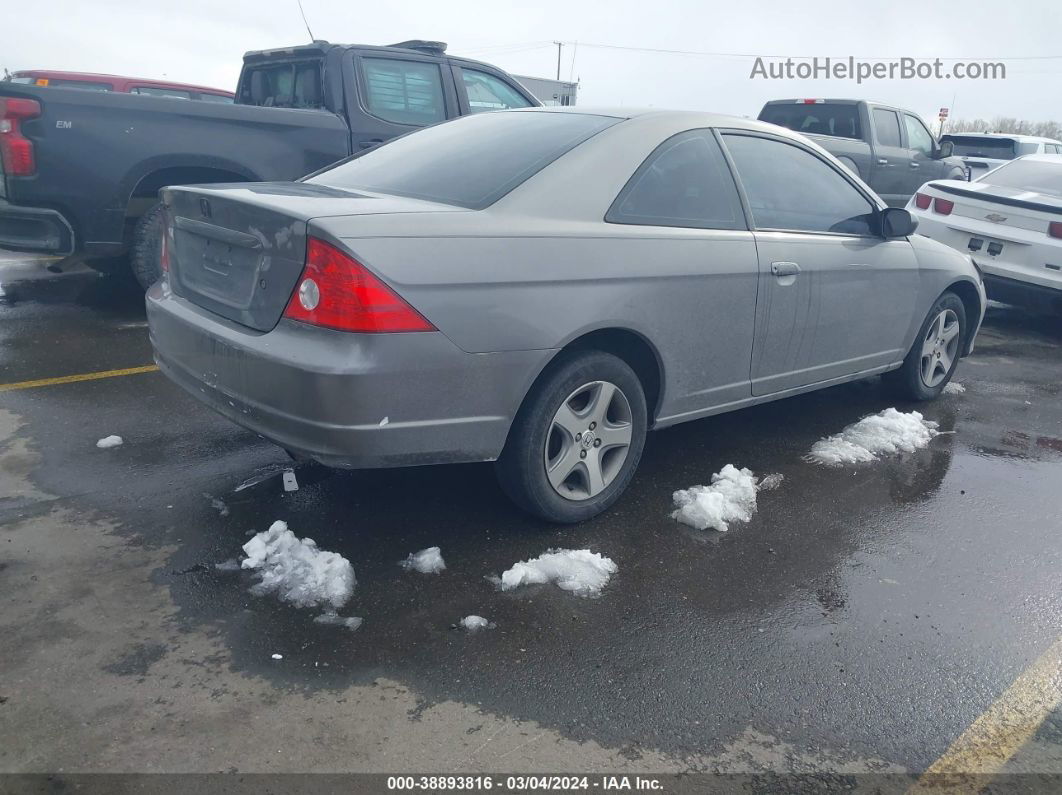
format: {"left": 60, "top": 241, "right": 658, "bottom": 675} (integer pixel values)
{"left": 555, "top": 41, "right": 563, "bottom": 80}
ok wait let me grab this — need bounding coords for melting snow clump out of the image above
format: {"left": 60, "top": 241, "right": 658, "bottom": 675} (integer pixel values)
{"left": 497, "top": 549, "right": 617, "bottom": 597}
{"left": 671, "top": 464, "right": 773, "bottom": 532}
{"left": 943, "top": 382, "right": 966, "bottom": 395}
{"left": 806, "top": 408, "right": 939, "bottom": 466}
{"left": 214, "top": 558, "right": 240, "bottom": 572}
{"left": 271, "top": 653, "right": 283, "bottom": 660}
{"left": 242, "top": 520, "right": 355, "bottom": 610}
{"left": 758, "top": 473, "right": 785, "bottom": 491}
{"left": 96, "top": 435, "right": 123, "bottom": 449}
{"left": 314, "top": 613, "right": 363, "bottom": 631}
{"left": 400, "top": 546, "right": 446, "bottom": 574}
{"left": 460, "top": 615, "right": 495, "bottom": 631}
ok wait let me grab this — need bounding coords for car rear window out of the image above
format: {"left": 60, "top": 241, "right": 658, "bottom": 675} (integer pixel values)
{"left": 758, "top": 103, "right": 862, "bottom": 139}
{"left": 307, "top": 111, "right": 621, "bottom": 209}
{"left": 978, "top": 159, "right": 1062, "bottom": 197}
{"left": 944, "top": 136, "right": 1017, "bottom": 159}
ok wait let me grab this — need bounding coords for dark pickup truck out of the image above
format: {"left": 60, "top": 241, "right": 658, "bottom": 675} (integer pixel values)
{"left": 0, "top": 40, "right": 539, "bottom": 285}
{"left": 758, "top": 99, "right": 967, "bottom": 206}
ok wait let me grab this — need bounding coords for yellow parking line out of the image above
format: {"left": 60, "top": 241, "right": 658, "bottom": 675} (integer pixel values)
{"left": 910, "top": 636, "right": 1062, "bottom": 793}
{"left": 0, "top": 364, "right": 159, "bottom": 393}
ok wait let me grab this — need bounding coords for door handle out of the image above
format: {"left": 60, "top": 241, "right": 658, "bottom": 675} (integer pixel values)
{"left": 771, "top": 261, "right": 801, "bottom": 277}
{"left": 877, "top": 158, "right": 889, "bottom": 165}
{"left": 909, "top": 161, "right": 920, "bottom": 168}
{"left": 359, "top": 139, "right": 384, "bottom": 149}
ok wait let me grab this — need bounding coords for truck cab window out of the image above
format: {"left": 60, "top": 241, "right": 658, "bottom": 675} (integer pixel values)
{"left": 460, "top": 69, "right": 532, "bottom": 113}
{"left": 903, "top": 115, "right": 934, "bottom": 157}
{"left": 242, "top": 61, "right": 324, "bottom": 109}
{"left": 362, "top": 58, "right": 446, "bottom": 125}
{"left": 872, "top": 109, "right": 902, "bottom": 147}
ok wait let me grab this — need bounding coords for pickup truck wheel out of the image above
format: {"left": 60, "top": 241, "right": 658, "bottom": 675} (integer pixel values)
{"left": 131, "top": 203, "right": 165, "bottom": 290}
{"left": 496, "top": 350, "right": 647, "bottom": 524}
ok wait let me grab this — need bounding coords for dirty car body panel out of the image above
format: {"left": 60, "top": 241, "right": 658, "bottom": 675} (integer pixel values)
{"left": 147, "top": 108, "right": 985, "bottom": 470}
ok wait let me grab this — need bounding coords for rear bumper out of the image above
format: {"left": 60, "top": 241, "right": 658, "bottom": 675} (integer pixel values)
{"left": 983, "top": 274, "right": 1062, "bottom": 313}
{"left": 0, "top": 199, "right": 75, "bottom": 254}
{"left": 146, "top": 285, "right": 552, "bottom": 469}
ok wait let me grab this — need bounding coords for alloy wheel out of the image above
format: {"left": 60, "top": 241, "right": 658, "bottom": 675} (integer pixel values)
{"left": 920, "top": 308, "right": 961, "bottom": 388}
{"left": 544, "top": 380, "right": 634, "bottom": 501}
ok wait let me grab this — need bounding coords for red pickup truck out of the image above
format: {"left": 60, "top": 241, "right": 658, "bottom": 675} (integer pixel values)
{"left": 7, "top": 70, "right": 234, "bottom": 102}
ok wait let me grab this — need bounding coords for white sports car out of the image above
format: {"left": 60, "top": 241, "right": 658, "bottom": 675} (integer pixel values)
{"left": 907, "top": 154, "right": 1062, "bottom": 314}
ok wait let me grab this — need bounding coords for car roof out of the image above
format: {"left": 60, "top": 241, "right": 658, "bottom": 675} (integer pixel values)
{"left": 1012, "top": 153, "right": 1062, "bottom": 163}
{"left": 519, "top": 106, "right": 802, "bottom": 136}
{"left": 945, "top": 132, "right": 1061, "bottom": 144}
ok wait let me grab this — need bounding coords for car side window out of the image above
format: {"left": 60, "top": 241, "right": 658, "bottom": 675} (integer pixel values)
{"left": 362, "top": 58, "right": 446, "bottom": 126}
{"left": 872, "top": 109, "right": 902, "bottom": 147}
{"left": 722, "top": 133, "right": 878, "bottom": 236}
{"left": 606, "top": 130, "right": 746, "bottom": 230}
{"left": 904, "top": 114, "right": 935, "bottom": 157}
{"left": 460, "top": 68, "right": 533, "bottom": 113}
{"left": 132, "top": 87, "right": 193, "bottom": 100}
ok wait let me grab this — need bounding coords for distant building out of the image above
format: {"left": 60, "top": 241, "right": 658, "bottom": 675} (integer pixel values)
{"left": 514, "top": 75, "right": 578, "bottom": 106}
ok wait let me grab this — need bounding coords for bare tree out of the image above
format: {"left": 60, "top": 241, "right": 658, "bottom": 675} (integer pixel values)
{"left": 946, "top": 117, "right": 1062, "bottom": 139}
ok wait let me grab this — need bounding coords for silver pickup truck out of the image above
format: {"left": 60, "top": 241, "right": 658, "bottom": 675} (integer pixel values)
{"left": 758, "top": 99, "right": 967, "bottom": 206}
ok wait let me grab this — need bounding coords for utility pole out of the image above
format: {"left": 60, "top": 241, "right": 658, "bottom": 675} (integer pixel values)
{"left": 554, "top": 41, "right": 563, "bottom": 80}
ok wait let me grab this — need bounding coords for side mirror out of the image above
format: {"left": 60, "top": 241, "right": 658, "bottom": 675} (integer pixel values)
{"left": 882, "top": 207, "right": 918, "bottom": 238}
{"left": 936, "top": 140, "right": 954, "bottom": 159}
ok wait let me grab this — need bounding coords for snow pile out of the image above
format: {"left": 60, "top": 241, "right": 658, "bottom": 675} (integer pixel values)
{"left": 241, "top": 520, "right": 355, "bottom": 610}
{"left": 399, "top": 546, "right": 446, "bottom": 574}
{"left": 314, "top": 613, "right": 363, "bottom": 631}
{"left": 943, "top": 382, "right": 966, "bottom": 395}
{"left": 497, "top": 549, "right": 617, "bottom": 597}
{"left": 96, "top": 435, "right": 123, "bottom": 449}
{"left": 671, "top": 464, "right": 768, "bottom": 532}
{"left": 460, "top": 615, "right": 495, "bottom": 631}
{"left": 758, "top": 473, "right": 785, "bottom": 491}
{"left": 806, "top": 408, "right": 939, "bottom": 466}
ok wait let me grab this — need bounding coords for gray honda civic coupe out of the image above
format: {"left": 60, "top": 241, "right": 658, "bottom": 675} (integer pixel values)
{"left": 147, "top": 107, "right": 985, "bottom": 523}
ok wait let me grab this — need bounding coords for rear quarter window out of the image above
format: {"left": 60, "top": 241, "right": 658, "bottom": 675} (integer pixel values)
{"left": 308, "top": 111, "right": 620, "bottom": 209}
{"left": 361, "top": 58, "right": 446, "bottom": 125}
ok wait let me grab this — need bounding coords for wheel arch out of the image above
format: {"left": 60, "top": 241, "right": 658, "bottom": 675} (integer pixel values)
{"left": 517, "top": 327, "right": 665, "bottom": 431}
{"left": 944, "top": 278, "right": 983, "bottom": 355}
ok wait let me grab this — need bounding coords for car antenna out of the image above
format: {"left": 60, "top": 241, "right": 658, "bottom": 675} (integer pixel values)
{"left": 296, "top": 0, "right": 315, "bottom": 43}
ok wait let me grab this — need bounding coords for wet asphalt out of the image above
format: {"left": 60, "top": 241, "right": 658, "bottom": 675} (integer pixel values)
{"left": 1, "top": 257, "right": 1061, "bottom": 777}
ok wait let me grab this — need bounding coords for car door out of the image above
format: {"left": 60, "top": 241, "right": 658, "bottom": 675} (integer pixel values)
{"left": 868, "top": 107, "right": 910, "bottom": 205}
{"left": 604, "top": 129, "right": 760, "bottom": 415}
{"left": 903, "top": 113, "right": 941, "bottom": 189}
{"left": 346, "top": 50, "right": 459, "bottom": 151}
{"left": 720, "top": 131, "right": 921, "bottom": 396}
{"left": 450, "top": 64, "right": 537, "bottom": 114}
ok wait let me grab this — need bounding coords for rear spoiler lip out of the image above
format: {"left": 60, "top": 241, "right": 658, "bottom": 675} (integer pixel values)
{"left": 927, "top": 182, "right": 1062, "bottom": 216}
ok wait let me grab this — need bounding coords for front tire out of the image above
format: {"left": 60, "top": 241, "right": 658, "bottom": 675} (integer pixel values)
{"left": 884, "top": 291, "right": 966, "bottom": 400}
{"left": 496, "top": 351, "right": 647, "bottom": 524}
{"left": 130, "top": 203, "right": 165, "bottom": 290}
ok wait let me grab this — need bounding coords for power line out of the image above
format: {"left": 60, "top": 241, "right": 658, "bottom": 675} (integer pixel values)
{"left": 465, "top": 39, "right": 1062, "bottom": 62}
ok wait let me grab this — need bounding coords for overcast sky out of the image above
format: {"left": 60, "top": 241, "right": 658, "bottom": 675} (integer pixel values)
{"left": 4, "top": 0, "right": 1059, "bottom": 126}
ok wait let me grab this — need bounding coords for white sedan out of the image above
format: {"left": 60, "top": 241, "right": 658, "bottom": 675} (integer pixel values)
{"left": 907, "top": 154, "right": 1062, "bottom": 314}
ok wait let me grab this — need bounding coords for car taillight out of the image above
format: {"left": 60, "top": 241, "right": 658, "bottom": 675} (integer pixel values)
{"left": 1049, "top": 222, "right": 1062, "bottom": 239}
{"left": 283, "top": 237, "right": 436, "bottom": 333}
{"left": 0, "top": 97, "right": 41, "bottom": 177}
{"left": 914, "top": 193, "right": 932, "bottom": 210}
{"left": 934, "top": 198, "right": 954, "bottom": 215}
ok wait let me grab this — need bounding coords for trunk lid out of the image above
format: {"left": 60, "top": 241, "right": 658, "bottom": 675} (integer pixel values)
{"left": 926, "top": 180, "right": 1062, "bottom": 234}
{"left": 164, "top": 182, "right": 459, "bottom": 331}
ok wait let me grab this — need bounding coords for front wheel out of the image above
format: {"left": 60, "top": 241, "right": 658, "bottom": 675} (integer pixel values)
{"left": 884, "top": 291, "right": 967, "bottom": 400}
{"left": 496, "top": 351, "right": 647, "bottom": 524}
{"left": 130, "top": 202, "right": 165, "bottom": 290}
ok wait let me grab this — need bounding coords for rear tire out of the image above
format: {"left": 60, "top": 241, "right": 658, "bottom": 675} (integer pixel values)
{"left": 496, "top": 351, "right": 647, "bottom": 524}
{"left": 130, "top": 203, "right": 165, "bottom": 290}
{"left": 884, "top": 291, "right": 967, "bottom": 401}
